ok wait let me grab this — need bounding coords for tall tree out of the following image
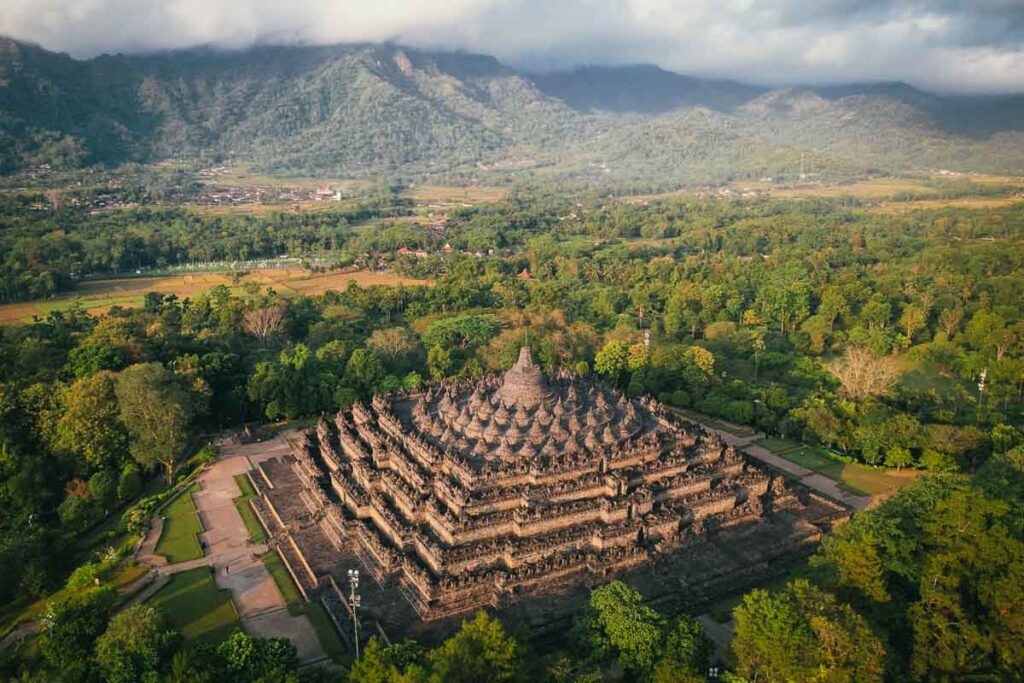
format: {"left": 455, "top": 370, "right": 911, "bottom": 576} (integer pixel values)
{"left": 54, "top": 370, "right": 128, "bottom": 469}
{"left": 732, "top": 580, "right": 885, "bottom": 683}
{"left": 116, "top": 363, "right": 193, "bottom": 483}
{"left": 428, "top": 612, "right": 528, "bottom": 683}
{"left": 827, "top": 346, "right": 902, "bottom": 400}
{"left": 95, "top": 604, "right": 178, "bottom": 683}
{"left": 575, "top": 580, "right": 666, "bottom": 675}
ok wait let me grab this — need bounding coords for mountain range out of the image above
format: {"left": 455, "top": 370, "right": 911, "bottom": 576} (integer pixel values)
{"left": 2, "top": 38, "right": 1023, "bottom": 184}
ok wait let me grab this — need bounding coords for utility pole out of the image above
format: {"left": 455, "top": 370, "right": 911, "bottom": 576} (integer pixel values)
{"left": 348, "top": 568, "right": 362, "bottom": 659}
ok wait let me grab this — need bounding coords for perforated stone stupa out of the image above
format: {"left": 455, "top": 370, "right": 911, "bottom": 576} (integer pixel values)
{"left": 287, "top": 348, "right": 841, "bottom": 621}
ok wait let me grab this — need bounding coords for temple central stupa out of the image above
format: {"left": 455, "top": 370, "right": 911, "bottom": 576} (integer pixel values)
{"left": 282, "top": 348, "right": 839, "bottom": 621}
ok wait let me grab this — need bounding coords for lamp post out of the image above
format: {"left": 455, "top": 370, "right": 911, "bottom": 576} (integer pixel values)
{"left": 977, "top": 368, "right": 987, "bottom": 424}
{"left": 348, "top": 568, "right": 362, "bottom": 660}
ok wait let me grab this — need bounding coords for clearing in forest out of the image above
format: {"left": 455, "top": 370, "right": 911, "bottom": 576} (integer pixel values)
{"left": 0, "top": 269, "right": 429, "bottom": 325}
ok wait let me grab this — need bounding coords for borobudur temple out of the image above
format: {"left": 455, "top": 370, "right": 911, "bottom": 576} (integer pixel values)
{"left": 261, "top": 347, "right": 846, "bottom": 625}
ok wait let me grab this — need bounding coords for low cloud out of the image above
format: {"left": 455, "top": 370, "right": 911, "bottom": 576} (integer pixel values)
{"left": 2, "top": 0, "right": 1023, "bottom": 93}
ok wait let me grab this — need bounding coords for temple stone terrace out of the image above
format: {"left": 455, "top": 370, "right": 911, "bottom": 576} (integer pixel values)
{"left": 245, "top": 347, "right": 847, "bottom": 636}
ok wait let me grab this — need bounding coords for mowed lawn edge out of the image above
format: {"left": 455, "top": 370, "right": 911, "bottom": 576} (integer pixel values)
{"left": 754, "top": 437, "right": 920, "bottom": 497}
{"left": 232, "top": 473, "right": 267, "bottom": 544}
{"left": 154, "top": 484, "right": 205, "bottom": 564}
{"left": 146, "top": 567, "right": 240, "bottom": 644}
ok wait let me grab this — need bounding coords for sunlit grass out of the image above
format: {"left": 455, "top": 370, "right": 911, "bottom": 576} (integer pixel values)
{"left": 154, "top": 485, "right": 204, "bottom": 564}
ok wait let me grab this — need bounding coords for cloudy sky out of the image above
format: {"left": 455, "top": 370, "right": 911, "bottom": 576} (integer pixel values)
{"left": 2, "top": 0, "right": 1023, "bottom": 93}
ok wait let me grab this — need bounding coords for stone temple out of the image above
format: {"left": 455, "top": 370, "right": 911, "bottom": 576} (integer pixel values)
{"left": 245, "top": 348, "right": 846, "bottom": 638}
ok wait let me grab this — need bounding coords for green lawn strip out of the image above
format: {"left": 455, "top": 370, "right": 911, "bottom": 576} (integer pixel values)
{"left": 232, "top": 474, "right": 267, "bottom": 544}
{"left": 234, "top": 473, "right": 257, "bottom": 498}
{"left": 672, "top": 407, "right": 757, "bottom": 438}
{"left": 261, "top": 550, "right": 349, "bottom": 661}
{"left": 262, "top": 551, "right": 304, "bottom": 612}
{"left": 836, "top": 463, "right": 914, "bottom": 497}
{"left": 154, "top": 484, "right": 205, "bottom": 564}
{"left": 755, "top": 437, "right": 803, "bottom": 455}
{"left": 147, "top": 567, "right": 240, "bottom": 644}
{"left": 778, "top": 446, "right": 846, "bottom": 480}
{"left": 757, "top": 437, "right": 908, "bottom": 498}
{"left": 261, "top": 548, "right": 350, "bottom": 660}
{"left": 305, "top": 600, "right": 349, "bottom": 663}
{"left": 108, "top": 562, "right": 150, "bottom": 591}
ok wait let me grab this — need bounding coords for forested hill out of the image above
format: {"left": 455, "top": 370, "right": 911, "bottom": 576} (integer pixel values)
{"left": 2, "top": 37, "right": 1024, "bottom": 182}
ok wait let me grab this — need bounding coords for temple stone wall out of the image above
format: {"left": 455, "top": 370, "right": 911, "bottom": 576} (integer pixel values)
{"left": 284, "top": 348, "right": 845, "bottom": 621}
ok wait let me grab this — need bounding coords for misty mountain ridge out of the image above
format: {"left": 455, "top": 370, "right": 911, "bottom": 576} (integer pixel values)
{"left": 1, "top": 38, "right": 1023, "bottom": 182}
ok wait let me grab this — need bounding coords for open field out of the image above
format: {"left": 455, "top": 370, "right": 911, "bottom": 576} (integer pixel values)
{"left": 201, "top": 166, "right": 369, "bottom": 192}
{"left": 147, "top": 568, "right": 240, "bottom": 643}
{"left": 870, "top": 196, "right": 1024, "bottom": 214}
{"left": 940, "top": 173, "right": 1024, "bottom": 187}
{"left": 0, "top": 268, "right": 429, "bottom": 324}
{"left": 186, "top": 199, "right": 354, "bottom": 217}
{"left": 155, "top": 485, "right": 205, "bottom": 564}
{"left": 405, "top": 184, "right": 508, "bottom": 204}
{"left": 756, "top": 437, "right": 921, "bottom": 497}
{"left": 764, "top": 177, "right": 936, "bottom": 198}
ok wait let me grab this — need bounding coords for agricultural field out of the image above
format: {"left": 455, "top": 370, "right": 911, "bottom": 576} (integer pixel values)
{"left": 185, "top": 199, "right": 355, "bottom": 217}
{"left": 870, "top": 195, "right": 1024, "bottom": 214}
{"left": 759, "top": 177, "right": 938, "bottom": 198}
{"left": 0, "top": 268, "right": 429, "bottom": 324}
{"left": 404, "top": 184, "right": 508, "bottom": 204}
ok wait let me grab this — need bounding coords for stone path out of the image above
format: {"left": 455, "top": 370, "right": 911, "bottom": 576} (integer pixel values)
{"left": 669, "top": 407, "right": 871, "bottom": 511}
{"left": 190, "top": 434, "right": 327, "bottom": 663}
{"left": 137, "top": 515, "right": 168, "bottom": 567}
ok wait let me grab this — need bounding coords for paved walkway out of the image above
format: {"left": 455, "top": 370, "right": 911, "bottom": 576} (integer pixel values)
{"left": 670, "top": 407, "right": 871, "bottom": 511}
{"left": 742, "top": 444, "right": 871, "bottom": 510}
{"left": 191, "top": 434, "right": 326, "bottom": 663}
{"left": 137, "top": 515, "right": 168, "bottom": 567}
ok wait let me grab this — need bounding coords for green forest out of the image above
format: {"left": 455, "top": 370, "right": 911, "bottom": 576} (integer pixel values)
{"left": 1, "top": 185, "right": 1022, "bottom": 681}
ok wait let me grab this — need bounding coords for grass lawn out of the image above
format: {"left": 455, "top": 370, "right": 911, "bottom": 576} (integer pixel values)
{"left": 261, "top": 550, "right": 348, "bottom": 662}
{"left": 154, "top": 484, "right": 205, "bottom": 564}
{"left": 896, "top": 357, "right": 972, "bottom": 396}
{"left": 147, "top": 568, "right": 240, "bottom": 644}
{"left": 232, "top": 474, "right": 267, "bottom": 544}
{"left": 306, "top": 600, "right": 349, "bottom": 663}
{"left": 108, "top": 562, "right": 150, "bottom": 591}
{"left": 755, "top": 438, "right": 921, "bottom": 497}
{"left": 262, "top": 551, "right": 304, "bottom": 610}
